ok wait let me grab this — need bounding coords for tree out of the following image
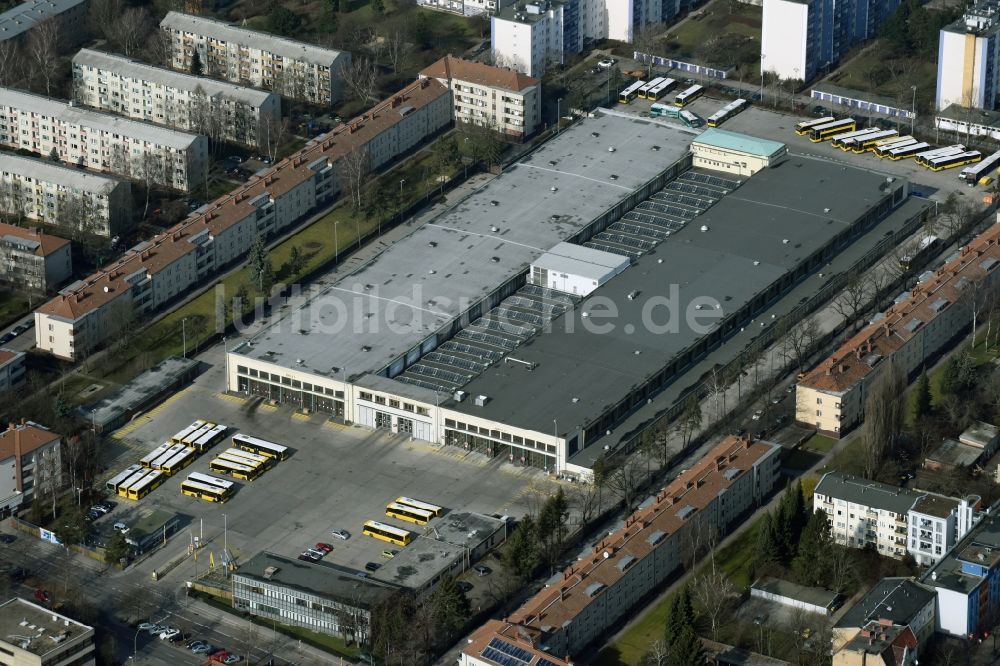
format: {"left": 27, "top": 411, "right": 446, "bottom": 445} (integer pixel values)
{"left": 862, "top": 360, "right": 907, "bottom": 480}
{"left": 25, "top": 18, "right": 60, "bottom": 97}
{"left": 914, "top": 367, "right": 932, "bottom": 419}
{"left": 288, "top": 245, "right": 305, "bottom": 277}
{"left": 55, "top": 502, "right": 89, "bottom": 547}
{"left": 775, "top": 479, "right": 806, "bottom": 562}
{"left": 939, "top": 350, "right": 976, "bottom": 396}
{"left": 792, "top": 508, "right": 833, "bottom": 586}
{"left": 190, "top": 49, "right": 204, "bottom": 76}
{"left": 247, "top": 233, "right": 270, "bottom": 293}
{"left": 428, "top": 575, "right": 470, "bottom": 645}
{"left": 372, "top": 0, "right": 386, "bottom": 13}
{"left": 606, "top": 458, "right": 643, "bottom": 509}
{"left": 754, "top": 512, "right": 781, "bottom": 569}
{"left": 501, "top": 516, "right": 539, "bottom": 580}
{"left": 342, "top": 57, "right": 379, "bottom": 104}
{"left": 831, "top": 272, "right": 871, "bottom": 331}
{"left": 267, "top": 6, "right": 302, "bottom": 35}
{"left": 692, "top": 555, "right": 736, "bottom": 640}
{"left": 679, "top": 395, "right": 702, "bottom": 448}
{"left": 779, "top": 315, "right": 820, "bottom": 374}
{"left": 381, "top": 28, "right": 410, "bottom": 74}
{"left": 341, "top": 147, "right": 371, "bottom": 211}
{"left": 108, "top": 6, "right": 153, "bottom": 57}
{"left": 0, "top": 40, "right": 21, "bottom": 88}
{"left": 537, "top": 488, "right": 569, "bottom": 572}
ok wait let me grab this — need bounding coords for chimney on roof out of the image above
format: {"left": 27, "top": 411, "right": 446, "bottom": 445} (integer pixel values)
{"left": 867, "top": 340, "right": 873, "bottom": 353}
{"left": 391, "top": 96, "right": 401, "bottom": 107}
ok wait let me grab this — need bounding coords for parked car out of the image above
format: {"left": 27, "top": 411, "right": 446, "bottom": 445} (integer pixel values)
{"left": 228, "top": 155, "right": 243, "bottom": 163}
{"left": 0, "top": 333, "right": 13, "bottom": 345}
{"left": 365, "top": 562, "right": 381, "bottom": 572}
{"left": 113, "top": 522, "right": 129, "bottom": 533}
{"left": 160, "top": 628, "right": 181, "bottom": 640}
{"left": 298, "top": 552, "right": 319, "bottom": 562}
{"left": 11, "top": 323, "right": 29, "bottom": 335}
{"left": 90, "top": 505, "right": 110, "bottom": 515}
{"left": 191, "top": 643, "right": 215, "bottom": 654}
{"left": 86, "top": 510, "right": 101, "bottom": 521}
{"left": 187, "top": 640, "right": 207, "bottom": 650}
{"left": 381, "top": 549, "right": 397, "bottom": 559}
{"left": 597, "top": 58, "right": 617, "bottom": 69}
{"left": 314, "top": 542, "right": 333, "bottom": 554}
{"left": 34, "top": 589, "right": 50, "bottom": 604}
{"left": 751, "top": 410, "right": 763, "bottom": 420}
{"left": 6, "top": 566, "right": 27, "bottom": 581}
{"left": 330, "top": 529, "right": 350, "bottom": 540}
{"left": 0, "top": 534, "right": 16, "bottom": 544}
{"left": 306, "top": 548, "right": 326, "bottom": 559}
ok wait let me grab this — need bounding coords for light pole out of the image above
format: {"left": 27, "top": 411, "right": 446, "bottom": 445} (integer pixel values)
{"left": 333, "top": 219, "right": 340, "bottom": 268}
{"left": 910, "top": 85, "right": 917, "bottom": 135}
{"left": 75, "top": 487, "right": 82, "bottom": 506}
{"left": 132, "top": 625, "right": 143, "bottom": 662}
{"left": 91, "top": 409, "right": 97, "bottom": 433}
{"left": 181, "top": 317, "right": 187, "bottom": 358}
{"left": 759, "top": 55, "right": 765, "bottom": 105}
{"left": 556, "top": 97, "right": 562, "bottom": 135}
{"left": 222, "top": 513, "right": 228, "bottom": 576}
{"left": 223, "top": 336, "right": 230, "bottom": 391}
{"left": 398, "top": 178, "right": 405, "bottom": 226}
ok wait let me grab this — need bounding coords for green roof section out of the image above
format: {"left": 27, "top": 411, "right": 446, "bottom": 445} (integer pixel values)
{"left": 694, "top": 128, "right": 786, "bottom": 158}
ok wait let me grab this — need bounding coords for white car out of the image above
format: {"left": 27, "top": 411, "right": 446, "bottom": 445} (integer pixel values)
{"left": 597, "top": 58, "right": 617, "bottom": 69}
{"left": 159, "top": 628, "right": 180, "bottom": 640}
{"left": 330, "top": 529, "right": 350, "bottom": 540}
{"left": 306, "top": 548, "right": 326, "bottom": 559}
{"left": 751, "top": 410, "right": 763, "bottom": 421}
{"left": 113, "top": 522, "right": 129, "bottom": 533}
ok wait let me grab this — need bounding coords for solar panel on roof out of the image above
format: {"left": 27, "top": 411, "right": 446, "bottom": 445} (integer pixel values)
{"left": 538, "top": 659, "right": 563, "bottom": 666}
{"left": 484, "top": 638, "right": 533, "bottom": 665}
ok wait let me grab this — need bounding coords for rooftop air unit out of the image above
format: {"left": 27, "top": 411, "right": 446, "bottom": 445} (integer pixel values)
{"left": 474, "top": 394, "right": 490, "bottom": 406}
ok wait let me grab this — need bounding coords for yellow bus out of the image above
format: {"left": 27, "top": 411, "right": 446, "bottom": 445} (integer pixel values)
{"left": 191, "top": 423, "right": 228, "bottom": 453}
{"left": 160, "top": 447, "right": 196, "bottom": 476}
{"left": 181, "top": 472, "right": 234, "bottom": 503}
{"left": 126, "top": 470, "right": 164, "bottom": 500}
{"left": 385, "top": 502, "right": 434, "bottom": 525}
{"left": 232, "top": 434, "right": 288, "bottom": 460}
{"left": 140, "top": 443, "right": 172, "bottom": 468}
{"left": 363, "top": 520, "right": 413, "bottom": 546}
{"left": 171, "top": 419, "right": 206, "bottom": 444}
{"left": 209, "top": 456, "right": 264, "bottom": 481}
{"left": 116, "top": 470, "right": 148, "bottom": 498}
{"left": 795, "top": 116, "right": 835, "bottom": 135}
{"left": 220, "top": 447, "right": 270, "bottom": 468}
{"left": 395, "top": 496, "right": 444, "bottom": 517}
{"left": 673, "top": 84, "right": 704, "bottom": 107}
{"left": 106, "top": 464, "right": 143, "bottom": 493}
{"left": 808, "top": 118, "right": 856, "bottom": 142}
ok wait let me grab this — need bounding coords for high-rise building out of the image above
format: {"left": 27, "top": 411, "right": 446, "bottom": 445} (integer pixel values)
{"left": 160, "top": 11, "right": 351, "bottom": 105}
{"left": 72, "top": 49, "right": 281, "bottom": 149}
{"left": 936, "top": 0, "right": 1000, "bottom": 111}
{"left": 761, "top": 0, "right": 902, "bottom": 82}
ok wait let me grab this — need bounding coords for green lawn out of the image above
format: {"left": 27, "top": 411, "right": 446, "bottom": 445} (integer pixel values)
{"left": 826, "top": 43, "right": 937, "bottom": 115}
{"left": 803, "top": 433, "right": 837, "bottom": 453}
{"left": 0, "top": 290, "right": 27, "bottom": 330}
{"left": 644, "top": 0, "right": 761, "bottom": 74}
{"left": 599, "top": 514, "right": 765, "bottom": 665}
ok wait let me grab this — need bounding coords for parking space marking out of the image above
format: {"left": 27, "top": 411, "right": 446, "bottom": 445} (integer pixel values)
{"left": 292, "top": 411, "right": 311, "bottom": 422}
{"left": 323, "top": 420, "right": 349, "bottom": 430}
{"left": 110, "top": 417, "right": 149, "bottom": 440}
{"left": 257, "top": 403, "right": 278, "bottom": 413}
{"left": 215, "top": 392, "right": 246, "bottom": 404}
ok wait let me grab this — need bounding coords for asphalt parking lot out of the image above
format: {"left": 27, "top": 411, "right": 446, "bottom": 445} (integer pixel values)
{"left": 100, "top": 356, "right": 558, "bottom": 581}
{"left": 616, "top": 94, "right": 983, "bottom": 205}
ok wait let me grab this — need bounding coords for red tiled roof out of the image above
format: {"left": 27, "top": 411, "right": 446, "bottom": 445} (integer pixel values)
{"left": 420, "top": 55, "right": 539, "bottom": 93}
{"left": 35, "top": 78, "right": 449, "bottom": 323}
{"left": 0, "top": 222, "right": 69, "bottom": 257}
{"left": 800, "top": 222, "right": 1000, "bottom": 394}
{"left": 0, "top": 349, "right": 18, "bottom": 366}
{"left": 465, "top": 435, "right": 776, "bottom": 661}
{"left": 0, "top": 422, "right": 60, "bottom": 462}
{"left": 464, "top": 620, "right": 571, "bottom": 665}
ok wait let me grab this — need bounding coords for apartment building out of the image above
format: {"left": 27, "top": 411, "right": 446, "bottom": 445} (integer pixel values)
{"left": 0, "top": 87, "right": 208, "bottom": 192}
{"left": 920, "top": 510, "right": 1000, "bottom": 638}
{"left": 796, "top": 220, "right": 1000, "bottom": 437}
{"left": 936, "top": 0, "right": 1000, "bottom": 111}
{"left": 0, "top": 0, "right": 90, "bottom": 46}
{"left": 833, "top": 623, "right": 918, "bottom": 666}
{"left": 461, "top": 435, "right": 782, "bottom": 663}
{"left": 160, "top": 11, "right": 350, "bottom": 106}
{"left": 418, "top": 0, "right": 514, "bottom": 16}
{"left": 0, "top": 348, "right": 26, "bottom": 395}
{"left": 490, "top": 0, "right": 669, "bottom": 76}
{"left": 0, "top": 421, "right": 62, "bottom": 515}
{"left": 907, "top": 494, "right": 980, "bottom": 566}
{"left": 0, "top": 597, "right": 94, "bottom": 666}
{"left": 0, "top": 153, "right": 132, "bottom": 237}
{"left": 813, "top": 472, "right": 981, "bottom": 564}
{"left": 419, "top": 55, "right": 541, "bottom": 139}
{"left": 813, "top": 472, "right": 919, "bottom": 559}
{"left": 33, "top": 78, "right": 451, "bottom": 361}
{"left": 833, "top": 578, "right": 937, "bottom": 651}
{"left": 232, "top": 552, "right": 396, "bottom": 643}
{"left": 72, "top": 49, "right": 281, "bottom": 149}
{"left": 761, "top": 0, "right": 902, "bottom": 82}
{"left": 0, "top": 222, "right": 71, "bottom": 293}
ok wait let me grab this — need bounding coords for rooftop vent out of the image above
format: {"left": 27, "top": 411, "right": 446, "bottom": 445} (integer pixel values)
{"left": 592, "top": 132, "right": 600, "bottom": 138}
{"left": 263, "top": 566, "right": 279, "bottom": 580}
{"left": 607, "top": 146, "right": 616, "bottom": 152}
{"left": 490, "top": 200, "right": 499, "bottom": 206}
{"left": 361, "top": 345, "right": 371, "bottom": 352}
{"left": 782, "top": 238, "right": 789, "bottom": 244}
{"left": 428, "top": 241, "right": 437, "bottom": 248}
{"left": 700, "top": 225, "right": 709, "bottom": 232}
{"left": 550, "top": 186, "right": 558, "bottom": 192}
{"left": 454, "top": 390, "right": 468, "bottom": 402}
{"left": 824, "top": 207, "right": 831, "bottom": 213}
{"left": 651, "top": 145, "right": 660, "bottom": 151}
{"left": 490, "top": 225, "right": 499, "bottom": 232}
{"left": 490, "top": 256, "right": 500, "bottom": 263}
{"left": 753, "top": 260, "right": 760, "bottom": 266}
{"left": 609, "top": 174, "right": 618, "bottom": 180}
{"left": 428, "top": 269, "right": 436, "bottom": 274}
{"left": 572, "top": 397, "right": 580, "bottom": 403}
{"left": 474, "top": 394, "right": 490, "bottom": 406}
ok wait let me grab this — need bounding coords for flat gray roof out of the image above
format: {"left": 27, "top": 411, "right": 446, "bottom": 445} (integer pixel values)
{"left": 0, "top": 152, "right": 125, "bottom": 193}
{"left": 922, "top": 512, "right": 1000, "bottom": 594}
{"left": 0, "top": 597, "right": 92, "bottom": 656}
{"left": 0, "top": 0, "right": 85, "bottom": 41}
{"left": 235, "top": 113, "right": 692, "bottom": 379}
{"left": 835, "top": 577, "right": 935, "bottom": 629}
{"left": 81, "top": 356, "right": 198, "bottom": 428}
{"left": 371, "top": 536, "right": 463, "bottom": 590}
{"left": 447, "top": 157, "right": 903, "bottom": 434}
{"left": 73, "top": 49, "right": 276, "bottom": 106}
{"left": 161, "top": 11, "right": 348, "bottom": 68}
{"left": 815, "top": 472, "right": 921, "bottom": 515}
{"left": 532, "top": 241, "right": 629, "bottom": 281}
{"left": 0, "top": 87, "right": 204, "bottom": 149}
{"left": 752, "top": 576, "right": 839, "bottom": 609}
{"left": 427, "top": 511, "right": 505, "bottom": 549}
{"left": 235, "top": 552, "right": 396, "bottom": 608}
{"left": 927, "top": 439, "right": 984, "bottom": 468}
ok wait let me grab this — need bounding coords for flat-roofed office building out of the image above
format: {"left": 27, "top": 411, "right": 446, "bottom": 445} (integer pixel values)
{"left": 0, "top": 87, "right": 208, "bottom": 192}
{"left": 0, "top": 153, "right": 132, "bottom": 237}
{"left": 160, "top": 11, "right": 350, "bottom": 105}
{"left": 72, "top": 49, "right": 281, "bottom": 149}
{"left": 0, "top": 597, "right": 94, "bottom": 666}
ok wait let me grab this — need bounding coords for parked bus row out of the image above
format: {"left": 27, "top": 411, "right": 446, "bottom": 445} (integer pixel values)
{"left": 706, "top": 98, "right": 748, "bottom": 128}
{"left": 180, "top": 472, "right": 235, "bottom": 504}
{"left": 384, "top": 497, "right": 445, "bottom": 525}
{"left": 960, "top": 150, "right": 1000, "bottom": 186}
{"left": 187, "top": 435, "right": 287, "bottom": 498}
{"left": 209, "top": 447, "right": 274, "bottom": 481}
{"left": 106, "top": 466, "right": 165, "bottom": 500}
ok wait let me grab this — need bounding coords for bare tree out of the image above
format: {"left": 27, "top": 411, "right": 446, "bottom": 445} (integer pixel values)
{"left": 958, "top": 272, "right": 989, "bottom": 349}
{"left": 25, "top": 18, "right": 60, "bottom": 96}
{"left": 644, "top": 640, "right": 670, "bottom": 666}
{"left": 862, "top": 360, "right": 906, "bottom": 480}
{"left": 0, "top": 40, "right": 21, "bottom": 87}
{"left": 107, "top": 6, "right": 153, "bottom": 57}
{"left": 692, "top": 556, "right": 736, "bottom": 640}
{"left": 133, "top": 153, "right": 166, "bottom": 217}
{"left": 36, "top": 449, "right": 61, "bottom": 521}
{"left": 340, "top": 146, "right": 370, "bottom": 211}
{"left": 380, "top": 29, "right": 411, "bottom": 75}
{"left": 779, "top": 315, "right": 820, "bottom": 374}
{"left": 61, "top": 436, "right": 87, "bottom": 502}
{"left": 605, "top": 458, "right": 643, "bottom": 509}
{"left": 143, "top": 29, "right": 173, "bottom": 68}
{"left": 831, "top": 272, "right": 871, "bottom": 331}
{"left": 258, "top": 115, "right": 289, "bottom": 162}
{"left": 342, "top": 57, "right": 379, "bottom": 104}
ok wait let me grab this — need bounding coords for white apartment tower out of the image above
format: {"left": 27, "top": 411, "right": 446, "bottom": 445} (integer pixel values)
{"left": 160, "top": 11, "right": 351, "bottom": 106}
{"left": 0, "top": 153, "right": 132, "bottom": 237}
{"left": 72, "top": 49, "right": 281, "bottom": 149}
{"left": 936, "top": 0, "right": 1000, "bottom": 111}
{"left": 0, "top": 87, "right": 208, "bottom": 192}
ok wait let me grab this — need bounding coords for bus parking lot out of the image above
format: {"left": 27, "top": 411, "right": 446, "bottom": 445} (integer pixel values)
{"left": 99, "top": 371, "right": 557, "bottom": 581}
{"left": 614, "top": 92, "right": 984, "bottom": 202}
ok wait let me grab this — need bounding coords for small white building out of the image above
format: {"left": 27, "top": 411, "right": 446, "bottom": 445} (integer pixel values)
{"left": 529, "top": 242, "right": 629, "bottom": 296}
{"left": 907, "top": 494, "right": 980, "bottom": 566}
{"left": 691, "top": 128, "right": 787, "bottom": 177}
